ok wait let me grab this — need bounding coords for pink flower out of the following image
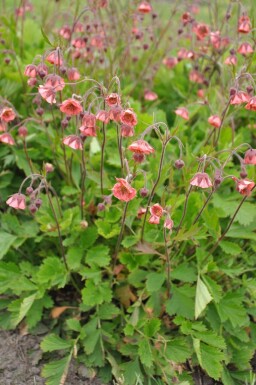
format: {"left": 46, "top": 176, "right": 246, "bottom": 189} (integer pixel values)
{"left": 189, "top": 70, "right": 204, "bottom": 84}
{"left": 46, "top": 51, "right": 63, "bottom": 66}
{"left": 45, "top": 75, "right": 65, "bottom": 91}
{"left": 63, "top": 135, "right": 83, "bottom": 150}
{"left": 109, "top": 106, "right": 123, "bottom": 122}
{"left": 237, "top": 42, "right": 254, "bottom": 56}
{"left": 181, "top": 12, "right": 192, "bottom": 25}
{"left": 96, "top": 110, "right": 110, "bottom": 124}
{"left": 148, "top": 215, "right": 160, "bottom": 224}
{"left": 0, "top": 120, "right": 7, "bottom": 132}
{"left": 121, "top": 124, "right": 134, "bottom": 137}
{"left": 224, "top": 55, "right": 237, "bottom": 66}
{"left": 162, "top": 57, "right": 178, "bottom": 69}
{"left": 193, "top": 23, "right": 210, "bottom": 40}
{"left": 79, "top": 113, "right": 97, "bottom": 136}
{"left": 232, "top": 177, "right": 255, "bottom": 196}
{"left": 38, "top": 85, "right": 56, "bottom": 104}
{"left": 230, "top": 91, "right": 250, "bottom": 105}
{"left": 244, "top": 149, "right": 256, "bottom": 165}
{"left": 164, "top": 218, "right": 174, "bottom": 230}
{"left": 24, "top": 64, "right": 37, "bottom": 78}
{"left": 60, "top": 99, "right": 83, "bottom": 115}
{"left": 112, "top": 178, "right": 137, "bottom": 202}
{"left": 138, "top": 1, "right": 152, "bottom": 14}
{"left": 18, "top": 126, "right": 28, "bottom": 137}
{"left": 238, "top": 15, "right": 251, "bottom": 34}
{"left": 120, "top": 108, "right": 137, "bottom": 127}
{"left": 72, "top": 37, "right": 87, "bottom": 49}
{"left": 210, "top": 31, "right": 221, "bottom": 49}
{"left": 128, "top": 139, "right": 154, "bottom": 155}
{"left": 150, "top": 203, "right": 164, "bottom": 217}
{"left": 0, "top": 107, "right": 16, "bottom": 122}
{"left": 177, "top": 48, "right": 195, "bottom": 60}
{"left": 105, "top": 93, "right": 121, "bottom": 107}
{"left": 190, "top": 172, "right": 213, "bottom": 189}
{"left": 144, "top": 90, "right": 158, "bottom": 101}
{"left": 6, "top": 193, "right": 26, "bottom": 210}
{"left": 39, "top": 75, "right": 65, "bottom": 104}
{"left": 59, "top": 25, "right": 71, "bottom": 40}
{"left": 175, "top": 107, "right": 189, "bottom": 120}
{"left": 245, "top": 97, "right": 256, "bottom": 111}
{"left": 0, "top": 133, "right": 15, "bottom": 145}
{"left": 208, "top": 115, "right": 221, "bottom": 128}
{"left": 137, "top": 207, "right": 147, "bottom": 219}
{"left": 67, "top": 67, "right": 80, "bottom": 81}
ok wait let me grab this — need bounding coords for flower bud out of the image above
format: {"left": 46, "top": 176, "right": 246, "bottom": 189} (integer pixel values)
{"left": 35, "top": 198, "right": 42, "bottom": 208}
{"left": 240, "top": 169, "right": 247, "bottom": 179}
{"left": 45, "top": 163, "right": 54, "bottom": 173}
{"left": 80, "top": 220, "right": 88, "bottom": 229}
{"left": 174, "top": 159, "right": 185, "bottom": 169}
{"left": 61, "top": 119, "right": 69, "bottom": 129}
{"left": 4, "top": 57, "right": 10, "bottom": 65}
{"left": 29, "top": 204, "right": 37, "bottom": 214}
{"left": 97, "top": 202, "right": 105, "bottom": 212}
{"left": 18, "top": 126, "right": 28, "bottom": 137}
{"left": 140, "top": 187, "right": 149, "bottom": 197}
{"left": 36, "top": 107, "right": 44, "bottom": 116}
{"left": 26, "top": 186, "right": 34, "bottom": 195}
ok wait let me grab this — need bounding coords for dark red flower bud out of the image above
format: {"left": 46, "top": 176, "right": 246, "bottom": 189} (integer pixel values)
{"left": 174, "top": 159, "right": 185, "bottom": 169}
{"left": 140, "top": 187, "right": 149, "bottom": 197}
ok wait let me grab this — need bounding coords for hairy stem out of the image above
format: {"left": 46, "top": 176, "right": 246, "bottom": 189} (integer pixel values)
{"left": 113, "top": 201, "right": 129, "bottom": 267}
{"left": 193, "top": 190, "right": 214, "bottom": 225}
{"left": 164, "top": 227, "right": 171, "bottom": 299}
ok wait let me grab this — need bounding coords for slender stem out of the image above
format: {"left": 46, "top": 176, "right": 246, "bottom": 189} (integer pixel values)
{"left": 176, "top": 185, "right": 193, "bottom": 234}
{"left": 213, "top": 100, "right": 231, "bottom": 147}
{"left": 164, "top": 227, "right": 171, "bottom": 299}
{"left": 116, "top": 123, "right": 124, "bottom": 176}
{"left": 140, "top": 142, "right": 167, "bottom": 242}
{"left": 22, "top": 139, "right": 34, "bottom": 173}
{"left": 208, "top": 194, "right": 249, "bottom": 255}
{"left": 113, "top": 202, "right": 129, "bottom": 267}
{"left": 80, "top": 144, "right": 86, "bottom": 219}
{"left": 193, "top": 190, "right": 214, "bottom": 225}
{"left": 100, "top": 101, "right": 106, "bottom": 195}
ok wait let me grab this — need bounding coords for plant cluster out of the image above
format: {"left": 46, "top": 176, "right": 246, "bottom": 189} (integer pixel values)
{"left": 0, "top": 1, "right": 256, "bottom": 385}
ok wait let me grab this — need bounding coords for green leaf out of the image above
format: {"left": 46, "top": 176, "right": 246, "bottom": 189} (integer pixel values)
{"left": 202, "top": 276, "right": 222, "bottom": 303}
{"left": 66, "top": 319, "right": 81, "bottom": 332}
{"left": 41, "top": 334, "right": 72, "bottom": 352}
{"left": 121, "top": 359, "right": 143, "bottom": 385}
{"left": 143, "top": 318, "right": 161, "bottom": 337}
{"left": 146, "top": 272, "right": 165, "bottom": 292}
{"left": 66, "top": 247, "right": 83, "bottom": 270}
{"left": 0, "top": 231, "right": 17, "bottom": 259}
{"left": 193, "top": 339, "right": 224, "bottom": 380}
{"left": 82, "top": 281, "right": 112, "bottom": 306}
{"left": 195, "top": 276, "right": 213, "bottom": 319}
{"left": 122, "top": 235, "right": 139, "bottom": 248}
{"left": 97, "top": 303, "right": 120, "bottom": 319}
{"left": 138, "top": 339, "right": 153, "bottom": 368}
{"left": 86, "top": 245, "right": 110, "bottom": 267}
{"left": 171, "top": 263, "right": 197, "bottom": 282}
{"left": 42, "top": 355, "right": 72, "bottom": 385}
{"left": 216, "top": 292, "right": 249, "bottom": 328}
{"left": 41, "top": 27, "right": 53, "bottom": 46}
{"left": 37, "top": 257, "right": 68, "bottom": 288}
{"left": 95, "top": 219, "right": 120, "bottom": 239}
{"left": 166, "top": 284, "right": 195, "bottom": 320}
{"left": 219, "top": 241, "right": 242, "bottom": 256}
{"left": 165, "top": 338, "right": 191, "bottom": 363}
{"left": 12, "top": 293, "right": 37, "bottom": 326}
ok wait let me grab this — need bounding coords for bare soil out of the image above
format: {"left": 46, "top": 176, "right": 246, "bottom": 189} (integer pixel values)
{"left": 0, "top": 330, "right": 104, "bottom": 385}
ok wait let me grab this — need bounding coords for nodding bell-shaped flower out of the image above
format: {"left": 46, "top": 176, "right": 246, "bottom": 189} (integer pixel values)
{"left": 0, "top": 133, "right": 15, "bottom": 145}
{"left": 63, "top": 135, "right": 83, "bottom": 150}
{"left": 67, "top": 67, "right": 80, "bottom": 81}
{"left": 237, "top": 42, "right": 254, "bottom": 56}
{"left": 144, "top": 90, "right": 158, "bottom": 101}
{"left": 6, "top": 193, "right": 26, "bottom": 210}
{"left": 96, "top": 110, "right": 110, "bottom": 124}
{"left": 138, "top": 1, "right": 152, "bottom": 14}
{"left": 208, "top": 115, "right": 221, "bottom": 128}
{"left": 79, "top": 113, "right": 97, "bottom": 136}
{"left": 224, "top": 55, "right": 237, "bottom": 66}
{"left": 46, "top": 50, "right": 63, "bottom": 66}
{"left": 120, "top": 108, "right": 137, "bottom": 127}
{"left": 150, "top": 203, "right": 164, "bottom": 218}
{"left": 105, "top": 93, "right": 121, "bottom": 107}
{"left": 193, "top": 23, "right": 210, "bottom": 40}
{"left": 175, "top": 107, "right": 189, "bottom": 120}
{"left": 164, "top": 218, "right": 174, "bottom": 231}
{"left": 230, "top": 91, "right": 250, "bottom": 105}
{"left": 162, "top": 57, "right": 178, "bottom": 69}
{"left": 121, "top": 124, "right": 134, "bottom": 137}
{"left": 245, "top": 97, "right": 256, "bottom": 111}
{"left": 190, "top": 172, "right": 213, "bottom": 189}
{"left": 137, "top": 207, "right": 147, "bottom": 219}
{"left": 0, "top": 107, "right": 16, "bottom": 122}
{"left": 24, "top": 64, "right": 37, "bottom": 78}
{"left": 244, "top": 149, "right": 256, "bottom": 165}
{"left": 112, "top": 178, "right": 137, "bottom": 202}
{"left": 60, "top": 99, "right": 83, "bottom": 115}
{"left": 232, "top": 177, "right": 255, "bottom": 196}
{"left": 148, "top": 215, "right": 160, "bottom": 224}
{"left": 128, "top": 139, "right": 154, "bottom": 155}
{"left": 238, "top": 15, "right": 251, "bottom": 34}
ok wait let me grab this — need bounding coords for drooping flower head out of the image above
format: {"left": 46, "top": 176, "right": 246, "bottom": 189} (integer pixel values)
{"left": 46, "top": 50, "right": 63, "bottom": 66}
{"left": 0, "top": 133, "right": 15, "bottom": 145}
{"left": 63, "top": 135, "right": 83, "bottom": 150}
{"left": 67, "top": 67, "right": 80, "bottom": 81}
{"left": 112, "top": 178, "right": 136, "bottom": 202}
{"left": 121, "top": 124, "right": 134, "bottom": 137}
{"left": 232, "top": 177, "right": 255, "bottom": 196}
{"left": 120, "top": 108, "right": 137, "bottom": 127}
{"left": 164, "top": 218, "right": 174, "bottom": 231}
{"left": 244, "top": 149, "right": 256, "bottom": 165}
{"left": 237, "top": 42, "right": 254, "bottom": 56}
{"left": 190, "top": 172, "right": 213, "bottom": 189}
{"left": 96, "top": 110, "right": 110, "bottom": 124}
{"left": 193, "top": 23, "right": 210, "bottom": 40}
{"left": 79, "top": 113, "right": 97, "bottom": 136}
{"left": 144, "top": 90, "right": 158, "bottom": 101}
{"left": 60, "top": 99, "right": 83, "bottom": 115}
{"left": 230, "top": 91, "right": 250, "bottom": 105}
{"left": 24, "top": 64, "right": 37, "bottom": 78}
{"left": 245, "top": 97, "right": 256, "bottom": 111}
{"left": 175, "top": 107, "right": 189, "bottom": 120}
{"left": 208, "top": 115, "right": 221, "bottom": 128}
{"left": 0, "top": 107, "right": 16, "bottom": 122}
{"left": 6, "top": 193, "right": 26, "bottom": 210}
{"left": 150, "top": 203, "right": 164, "bottom": 218}
{"left": 238, "top": 15, "right": 251, "bottom": 34}
{"left": 105, "top": 93, "right": 121, "bottom": 107}
{"left": 138, "top": 1, "right": 152, "bottom": 14}
{"left": 128, "top": 139, "right": 154, "bottom": 155}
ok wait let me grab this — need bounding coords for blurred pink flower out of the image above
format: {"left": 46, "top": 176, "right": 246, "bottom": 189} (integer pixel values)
{"left": 0, "top": 133, "right": 15, "bottom": 145}
{"left": 63, "top": 135, "right": 83, "bottom": 150}
{"left": 138, "top": 1, "right": 152, "bottom": 14}
{"left": 208, "top": 115, "right": 221, "bottom": 128}
{"left": 120, "top": 108, "right": 137, "bottom": 126}
{"left": 105, "top": 93, "right": 121, "bottom": 107}
{"left": 128, "top": 139, "right": 154, "bottom": 155}
{"left": 150, "top": 203, "right": 163, "bottom": 217}
{"left": 112, "top": 178, "right": 136, "bottom": 202}
{"left": 190, "top": 172, "right": 212, "bottom": 189}
{"left": 60, "top": 99, "right": 83, "bottom": 115}
{"left": 244, "top": 149, "right": 256, "bottom": 165}
{"left": 144, "top": 90, "right": 158, "bottom": 101}
{"left": 0, "top": 107, "right": 16, "bottom": 122}
{"left": 175, "top": 107, "right": 189, "bottom": 120}
{"left": 232, "top": 177, "right": 255, "bottom": 196}
{"left": 6, "top": 193, "right": 26, "bottom": 210}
